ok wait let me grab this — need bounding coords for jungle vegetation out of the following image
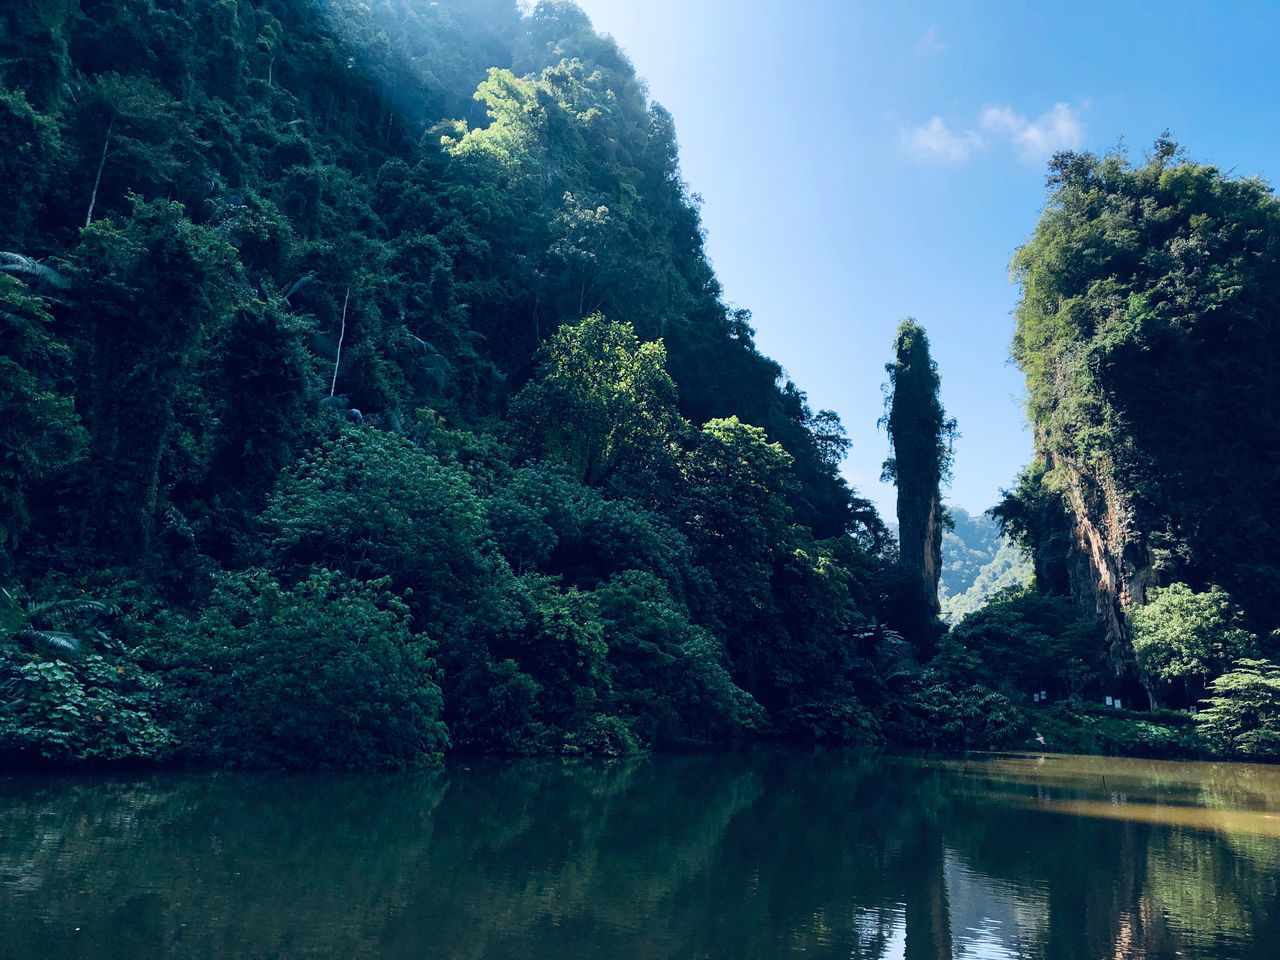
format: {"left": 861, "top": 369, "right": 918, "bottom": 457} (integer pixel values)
{"left": 1, "top": 0, "right": 1275, "bottom": 767}
{"left": 997, "top": 141, "right": 1280, "bottom": 757}
{"left": 0, "top": 0, "right": 933, "bottom": 767}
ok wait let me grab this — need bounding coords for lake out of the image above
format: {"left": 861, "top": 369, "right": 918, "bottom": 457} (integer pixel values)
{"left": 2, "top": 749, "right": 1279, "bottom": 959}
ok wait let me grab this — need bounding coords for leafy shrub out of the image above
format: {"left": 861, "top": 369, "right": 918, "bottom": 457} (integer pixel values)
{"left": 487, "top": 464, "right": 697, "bottom": 593}
{"left": 1032, "top": 702, "right": 1208, "bottom": 759}
{"left": 592, "top": 570, "right": 761, "bottom": 745}
{"left": 0, "top": 642, "right": 172, "bottom": 764}
{"left": 441, "top": 570, "right": 761, "bottom": 753}
{"left": 561, "top": 713, "right": 642, "bottom": 757}
{"left": 775, "top": 696, "right": 882, "bottom": 746}
{"left": 887, "top": 670, "right": 1029, "bottom": 750}
{"left": 261, "top": 427, "right": 486, "bottom": 596}
{"left": 0, "top": 584, "right": 171, "bottom": 764}
{"left": 446, "top": 656, "right": 544, "bottom": 754}
{"left": 152, "top": 568, "right": 448, "bottom": 769}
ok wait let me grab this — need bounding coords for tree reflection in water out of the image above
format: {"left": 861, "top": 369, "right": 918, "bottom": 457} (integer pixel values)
{"left": 1, "top": 750, "right": 1279, "bottom": 959}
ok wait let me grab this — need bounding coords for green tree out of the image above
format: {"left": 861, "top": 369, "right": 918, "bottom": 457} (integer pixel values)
{"left": 0, "top": 275, "right": 86, "bottom": 565}
{"left": 591, "top": 570, "right": 761, "bottom": 745}
{"left": 260, "top": 427, "right": 489, "bottom": 633}
{"left": 151, "top": 568, "right": 448, "bottom": 769}
{"left": 938, "top": 505, "right": 1033, "bottom": 622}
{"left": 678, "top": 415, "right": 795, "bottom": 696}
{"left": 937, "top": 586, "right": 1105, "bottom": 700}
{"left": 1130, "top": 583, "right": 1259, "bottom": 709}
{"left": 1196, "top": 659, "right": 1280, "bottom": 759}
{"left": 507, "top": 313, "right": 680, "bottom": 488}
{"left": 71, "top": 197, "right": 243, "bottom": 562}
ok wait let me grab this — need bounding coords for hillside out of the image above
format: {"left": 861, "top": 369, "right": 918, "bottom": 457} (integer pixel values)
{"left": 938, "top": 507, "right": 1032, "bottom": 622}
{"left": 9, "top": 2, "right": 1272, "bottom": 768}
{"left": 1, "top": 0, "right": 922, "bottom": 765}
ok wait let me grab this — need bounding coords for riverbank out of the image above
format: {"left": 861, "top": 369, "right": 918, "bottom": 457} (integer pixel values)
{"left": 1028, "top": 701, "right": 1209, "bottom": 760}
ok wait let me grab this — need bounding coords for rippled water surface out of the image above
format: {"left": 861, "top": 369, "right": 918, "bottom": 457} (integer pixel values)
{"left": 3, "top": 750, "right": 1280, "bottom": 959}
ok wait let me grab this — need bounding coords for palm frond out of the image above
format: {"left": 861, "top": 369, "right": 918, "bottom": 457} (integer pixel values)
{"left": 284, "top": 275, "right": 314, "bottom": 301}
{"left": 25, "top": 597, "right": 117, "bottom": 625}
{"left": 15, "top": 628, "right": 82, "bottom": 655}
{"left": 0, "top": 252, "right": 69, "bottom": 289}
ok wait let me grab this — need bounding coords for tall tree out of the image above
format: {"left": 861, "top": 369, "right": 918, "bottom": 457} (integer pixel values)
{"left": 882, "top": 319, "right": 955, "bottom": 652}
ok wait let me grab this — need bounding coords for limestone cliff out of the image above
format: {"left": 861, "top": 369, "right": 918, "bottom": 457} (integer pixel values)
{"left": 1049, "top": 449, "right": 1161, "bottom": 681}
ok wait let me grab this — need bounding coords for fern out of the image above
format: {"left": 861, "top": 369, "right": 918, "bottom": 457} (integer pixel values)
{"left": 1, "top": 587, "right": 115, "bottom": 657}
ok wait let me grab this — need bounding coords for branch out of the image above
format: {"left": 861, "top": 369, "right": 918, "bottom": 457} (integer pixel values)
{"left": 85, "top": 118, "right": 114, "bottom": 227}
{"left": 330, "top": 286, "right": 350, "bottom": 397}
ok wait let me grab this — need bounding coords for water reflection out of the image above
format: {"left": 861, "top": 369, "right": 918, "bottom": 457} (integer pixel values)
{"left": 1, "top": 750, "right": 1278, "bottom": 959}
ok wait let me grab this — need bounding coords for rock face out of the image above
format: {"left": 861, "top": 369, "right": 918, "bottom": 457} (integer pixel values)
{"left": 898, "top": 486, "right": 943, "bottom": 620}
{"left": 1052, "top": 450, "right": 1160, "bottom": 679}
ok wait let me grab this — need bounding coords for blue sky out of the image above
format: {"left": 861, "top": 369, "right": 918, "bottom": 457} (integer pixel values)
{"left": 569, "top": 0, "right": 1280, "bottom": 518}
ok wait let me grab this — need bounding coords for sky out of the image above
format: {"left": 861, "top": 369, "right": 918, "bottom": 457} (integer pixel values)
{"left": 568, "top": 0, "right": 1280, "bottom": 518}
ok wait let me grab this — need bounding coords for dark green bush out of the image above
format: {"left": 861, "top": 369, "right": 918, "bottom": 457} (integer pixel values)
{"left": 151, "top": 568, "right": 449, "bottom": 769}
{"left": 887, "top": 670, "right": 1030, "bottom": 751}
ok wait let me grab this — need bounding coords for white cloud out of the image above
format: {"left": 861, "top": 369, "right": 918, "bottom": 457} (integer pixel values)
{"left": 979, "top": 105, "right": 1022, "bottom": 135}
{"left": 916, "top": 24, "right": 946, "bottom": 56}
{"left": 903, "top": 117, "right": 983, "bottom": 164}
{"left": 1015, "top": 103, "right": 1085, "bottom": 160}
{"left": 982, "top": 102, "right": 1085, "bottom": 163}
{"left": 904, "top": 102, "right": 1086, "bottom": 166}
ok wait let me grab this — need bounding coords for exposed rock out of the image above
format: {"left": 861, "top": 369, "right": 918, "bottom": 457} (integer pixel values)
{"left": 1052, "top": 450, "right": 1159, "bottom": 681}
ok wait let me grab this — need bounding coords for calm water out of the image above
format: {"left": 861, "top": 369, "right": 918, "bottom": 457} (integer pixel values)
{"left": 2, "top": 749, "right": 1280, "bottom": 959}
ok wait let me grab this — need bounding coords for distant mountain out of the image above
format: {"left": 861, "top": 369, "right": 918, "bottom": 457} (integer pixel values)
{"left": 939, "top": 506, "right": 1032, "bottom": 622}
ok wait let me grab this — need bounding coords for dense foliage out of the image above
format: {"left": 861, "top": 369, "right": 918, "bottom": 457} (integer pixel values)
{"left": 0, "top": 0, "right": 936, "bottom": 767}
{"left": 1001, "top": 143, "right": 1280, "bottom": 644}
{"left": 1197, "top": 659, "right": 1280, "bottom": 759}
{"left": 1130, "top": 583, "right": 1259, "bottom": 709}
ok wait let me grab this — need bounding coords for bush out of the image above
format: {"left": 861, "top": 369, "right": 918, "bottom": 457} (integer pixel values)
{"left": 887, "top": 670, "right": 1029, "bottom": 750}
{"left": 0, "top": 642, "right": 172, "bottom": 764}
{"left": 1033, "top": 702, "right": 1207, "bottom": 759}
{"left": 0, "top": 584, "right": 171, "bottom": 765}
{"left": 260, "top": 428, "right": 488, "bottom": 629}
{"left": 592, "top": 570, "right": 761, "bottom": 746}
{"left": 151, "top": 568, "right": 449, "bottom": 769}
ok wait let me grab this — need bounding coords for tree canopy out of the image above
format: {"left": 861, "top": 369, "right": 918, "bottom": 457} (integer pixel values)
{"left": 0, "top": 0, "right": 910, "bottom": 765}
